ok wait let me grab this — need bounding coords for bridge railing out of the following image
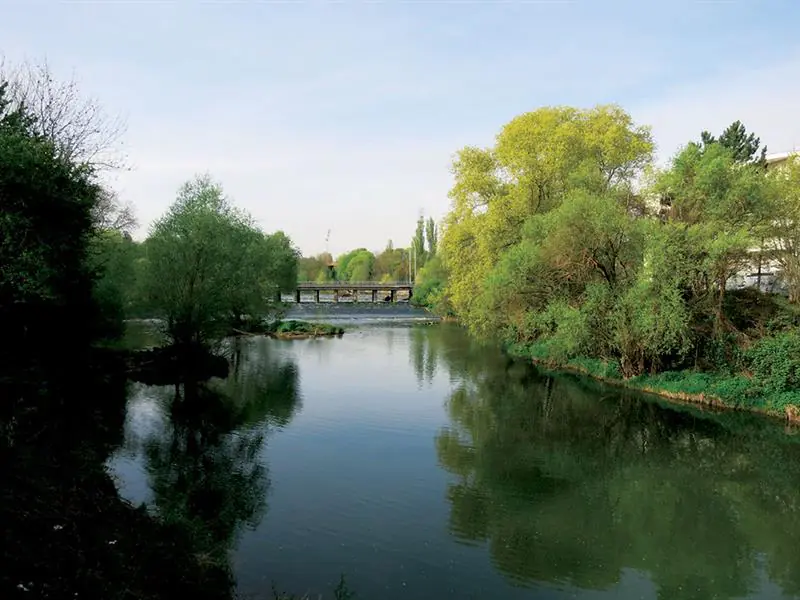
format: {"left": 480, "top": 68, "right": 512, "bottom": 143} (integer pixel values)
{"left": 296, "top": 281, "right": 413, "bottom": 287}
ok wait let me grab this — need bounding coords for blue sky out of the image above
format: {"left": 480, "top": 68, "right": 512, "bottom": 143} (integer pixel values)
{"left": 3, "top": 0, "right": 800, "bottom": 256}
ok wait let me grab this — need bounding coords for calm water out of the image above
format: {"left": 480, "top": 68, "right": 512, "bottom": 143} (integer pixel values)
{"left": 109, "top": 320, "right": 800, "bottom": 600}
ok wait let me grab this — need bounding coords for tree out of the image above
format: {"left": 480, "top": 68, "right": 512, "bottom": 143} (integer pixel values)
{"left": 373, "top": 241, "right": 408, "bottom": 282}
{"left": 92, "top": 188, "right": 137, "bottom": 235}
{"left": 335, "top": 248, "right": 375, "bottom": 282}
{"left": 701, "top": 120, "right": 767, "bottom": 165}
{"left": 654, "top": 141, "right": 773, "bottom": 331}
{"left": 413, "top": 216, "right": 427, "bottom": 270}
{"left": 141, "top": 174, "right": 295, "bottom": 346}
{"left": 89, "top": 229, "right": 140, "bottom": 337}
{"left": 426, "top": 217, "right": 438, "bottom": 258}
{"left": 411, "top": 254, "right": 451, "bottom": 315}
{"left": 766, "top": 156, "right": 800, "bottom": 302}
{"left": 298, "top": 253, "right": 332, "bottom": 282}
{"left": 0, "top": 57, "right": 127, "bottom": 170}
{"left": 441, "top": 104, "right": 653, "bottom": 334}
{"left": 264, "top": 231, "right": 300, "bottom": 294}
{"left": 0, "top": 80, "right": 104, "bottom": 360}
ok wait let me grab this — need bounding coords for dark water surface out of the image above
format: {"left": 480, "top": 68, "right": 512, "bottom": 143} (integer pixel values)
{"left": 109, "top": 320, "right": 800, "bottom": 600}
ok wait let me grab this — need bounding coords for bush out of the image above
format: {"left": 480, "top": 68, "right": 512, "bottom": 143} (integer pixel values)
{"left": 746, "top": 330, "right": 800, "bottom": 394}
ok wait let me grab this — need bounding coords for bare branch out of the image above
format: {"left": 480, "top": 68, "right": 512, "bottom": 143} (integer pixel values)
{"left": 91, "top": 188, "right": 138, "bottom": 235}
{"left": 0, "top": 56, "right": 128, "bottom": 171}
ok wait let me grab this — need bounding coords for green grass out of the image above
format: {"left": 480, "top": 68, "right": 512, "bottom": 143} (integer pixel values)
{"left": 506, "top": 341, "right": 800, "bottom": 418}
{"left": 269, "top": 320, "right": 344, "bottom": 337}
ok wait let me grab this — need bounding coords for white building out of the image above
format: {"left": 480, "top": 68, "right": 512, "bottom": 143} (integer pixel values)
{"left": 728, "top": 149, "right": 799, "bottom": 293}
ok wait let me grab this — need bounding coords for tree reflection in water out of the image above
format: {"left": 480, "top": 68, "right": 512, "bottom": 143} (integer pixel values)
{"left": 424, "top": 325, "right": 800, "bottom": 599}
{"left": 140, "top": 337, "right": 301, "bottom": 570}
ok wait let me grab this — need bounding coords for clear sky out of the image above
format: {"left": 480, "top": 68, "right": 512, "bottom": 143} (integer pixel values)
{"left": 3, "top": 0, "right": 800, "bottom": 257}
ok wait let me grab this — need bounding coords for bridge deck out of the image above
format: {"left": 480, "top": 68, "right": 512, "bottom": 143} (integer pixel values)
{"left": 296, "top": 281, "right": 412, "bottom": 290}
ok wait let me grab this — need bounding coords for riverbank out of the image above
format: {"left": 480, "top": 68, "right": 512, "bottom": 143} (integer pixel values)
{"left": 506, "top": 343, "right": 800, "bottom": 424}
{"left": 265, "top": 320, "right": 344, "bottom": 340}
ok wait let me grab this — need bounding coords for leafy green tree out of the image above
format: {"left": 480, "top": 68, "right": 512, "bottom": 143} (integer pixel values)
{"left": 298, "top": 252, "right": 333, "bottom": 282}
{"left": 654, "top": 141, "right": 773, "bottom": 332}
{"left": 141, "top": 174, "right": 295, "bottom": 345}
{"left": 425, "top": 217, "right": 438, "bottom": 258}
{"left": 412, "top": 216, "right": 427, "bottom": 269}
{"left": 89, "top": 230, "right": 140, "bottom": 337}
{"left": 0, "top": 80, "right": 105, "bottom": 360}
{"left": 411, "top": 254, "right": 451, "bottom": 314}
{"left": 263, "top": 231, "right": 300, "bottom": 297}
{"left": 335, "top": 248, "right": 375, "bottom": 282}
{"left": 765, "top": 156, "right": 800, "bottom": 302}
{"left": 441, "top": 104, "right": 653, "bottom": 337}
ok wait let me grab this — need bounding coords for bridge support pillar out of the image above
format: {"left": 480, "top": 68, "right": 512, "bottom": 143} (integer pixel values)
{"left": 275, "top": 290, "right": 282, "bottom": 303}
{"left": 372, "top": 290, "right": 377, "bottom": 303}
{"left": 390, "top": 289, "right": 396, "bottom": 303}
{"left": 294, "top": 289, "right": 301, "bottom": 303}
{"left": 315, "top": 290, "right": 320, "bottom": 303}
{"left": 408, "top": 287, "right": 413, "bottom": 301}
{"left": 333, "top": 290, "right": 339, "bottom": 303}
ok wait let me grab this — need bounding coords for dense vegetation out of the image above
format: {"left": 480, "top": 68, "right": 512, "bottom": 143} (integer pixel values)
{"left": 0, "top": 64, "right": 320, "bottom": 599}
{"left": 424, "top": 105, "right": 800, "bottom": 417}
{"left": 0, "top": 67, "right": 239, "bottom": 598}
{"left": 297, "top": 215, "right": 439, "bottom": 284}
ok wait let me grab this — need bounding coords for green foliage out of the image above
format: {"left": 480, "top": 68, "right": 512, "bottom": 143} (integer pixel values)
{"left": 411, "top": 254, "right": 451, "bottom": 313}
{"left": 335, "top": 248, "right": 375, "bottom": 282}
{"left": 0, "top": 79, "right": 111, "bottom": 359}
{"left": 298, "top": 252, "right": 334, "bottom": 282}
{"left": 270, "top": 320, "right": 343, "bottom": 337}
{"left": 701, "top": 120, "right": 767, "bottom": 165}
{"left": 140, "top": 174, "right": 298, "bottom": 346}
{"left": 89, "top": 230, "right": 141, "bottom": 337}
{"left": 425, "top": 217, "right": 438, "bottom": 258}
{"left": 412, "top": 215, "right": 427, "bottom": 267}
{"left": 765, "top": 155, "right": 800, "bottom": 302}
{"left": 746, "top": 331, "right": 800, "bottom": 395}
{"left": 439, "top": 106, "right": 800, "bottom": 389}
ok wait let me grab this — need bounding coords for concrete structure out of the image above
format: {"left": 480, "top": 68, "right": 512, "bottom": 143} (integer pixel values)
{"left": 766, "top": 149, "right": 799, "bottom": 170}
{"left": 289, "top": 281, "right": 413, "bottom": 303}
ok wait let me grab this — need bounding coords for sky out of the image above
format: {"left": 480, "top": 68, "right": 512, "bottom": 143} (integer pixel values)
{"left": 3, "top": 0, "right": 800, "bottom": 257}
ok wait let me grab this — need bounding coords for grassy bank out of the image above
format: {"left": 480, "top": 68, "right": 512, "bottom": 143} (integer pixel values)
{"left": 506, "top": 341, "right": 800, "bottom": 423}
{"left": 266, "top": 320, "right": 345, "bottom": 340}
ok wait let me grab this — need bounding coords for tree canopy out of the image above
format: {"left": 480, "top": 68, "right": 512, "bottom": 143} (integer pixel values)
{"left": 139, "top": 175, "right": 299, "bottom": 346}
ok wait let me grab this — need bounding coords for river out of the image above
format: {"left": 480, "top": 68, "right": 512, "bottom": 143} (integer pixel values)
{"left": 108, "top": 311, "right": 800, "bottom": 600}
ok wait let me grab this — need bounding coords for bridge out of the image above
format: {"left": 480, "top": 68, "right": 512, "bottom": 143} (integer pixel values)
{"left": 287, "top": 281, "right": 414, "bottom": 303}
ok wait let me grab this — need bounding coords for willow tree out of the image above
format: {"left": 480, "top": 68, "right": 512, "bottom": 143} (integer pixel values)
{"left": 141, "top": 175, "right": 297, "bottom": 346}
{"left": 440, "top": 104, "right": 653, "bottom": 335}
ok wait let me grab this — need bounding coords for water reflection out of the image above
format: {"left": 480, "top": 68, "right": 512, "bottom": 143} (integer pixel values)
{"left": 1, "top": 349, "right": 235, "bottom": 599}
{"left": 122, "top": 337, "right": 301, "bottom": 575}
{"left": 431, "top": 328, "right": 800, "bottom": 599}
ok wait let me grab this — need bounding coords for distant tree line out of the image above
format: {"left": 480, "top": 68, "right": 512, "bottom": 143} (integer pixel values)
{"left": 297, "top": 215, "right": 439, "bottom": 284}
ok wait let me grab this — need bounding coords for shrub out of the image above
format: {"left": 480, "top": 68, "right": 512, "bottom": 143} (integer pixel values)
{"left": 746, "top": 330, "right": 800, "bottom": 394}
